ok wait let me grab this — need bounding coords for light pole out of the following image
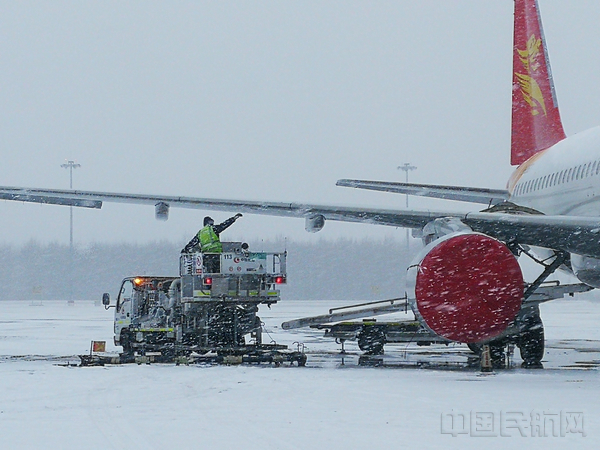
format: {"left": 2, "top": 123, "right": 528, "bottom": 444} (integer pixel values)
{"left": 61, "top": 160, "right": 80, "bottom": 302}
{"left": 397, "top": 163, "right": 417, "bottom": 250}
{"left": 397, "top": 163, "right": 417, "bottom": 207}
{"left": 61, "top": 160, "right": 81, "bottom": 248}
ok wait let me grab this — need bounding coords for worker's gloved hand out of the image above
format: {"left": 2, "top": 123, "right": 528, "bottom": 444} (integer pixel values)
{"left": 234, "top": 213, "right": 243, "bottom": 219}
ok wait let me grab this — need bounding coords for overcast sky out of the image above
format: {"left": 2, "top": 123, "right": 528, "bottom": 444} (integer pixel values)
{"left": 1, "top": 1, "right": 600, "bottom": 246}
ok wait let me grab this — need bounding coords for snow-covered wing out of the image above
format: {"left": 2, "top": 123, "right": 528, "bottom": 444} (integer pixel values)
{"left": 2, "top": 185, "right": 600, "bottom": 258}
{"left": 0, "top": 189, "right": 102, "bottom": 208}
{"left": 0, "top": 185, "right": 447, "bottom": 228}
{"left": 336, "top": 179, "right": 510, "bottom": 205}
{"left": 464, "top": 212, "right": 600, "bottom": 259}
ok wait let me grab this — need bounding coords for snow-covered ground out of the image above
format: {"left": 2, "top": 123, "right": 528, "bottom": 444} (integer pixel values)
{"left": 1, "top": 297, "right": 599, "bottom": 449}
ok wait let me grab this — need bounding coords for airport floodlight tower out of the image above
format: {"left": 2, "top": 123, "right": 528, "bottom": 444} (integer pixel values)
{"left": 61, "top": 160, "right": 81, "bottom": 248}
{"left": 61, "top": 160, "right": 80, "bottom": 302}
{"left": 397, "top": 163, "right": 417, "bottom": 250}
{"left": 397, "top": 163, "right": 417, "bottom": 208}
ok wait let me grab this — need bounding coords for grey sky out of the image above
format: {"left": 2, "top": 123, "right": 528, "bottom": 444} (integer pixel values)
{"left": 1, "top": 1, "right": 599, "bottom": 245}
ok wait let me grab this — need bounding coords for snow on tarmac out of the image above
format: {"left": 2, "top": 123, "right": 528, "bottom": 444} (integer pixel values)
{"left": 0, "top": 297, "right": 599, "bottom": 450}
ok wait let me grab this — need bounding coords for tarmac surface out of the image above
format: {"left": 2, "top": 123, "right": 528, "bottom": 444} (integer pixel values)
{"left": 2, "top": 296, "right": 599, "bottom": 371}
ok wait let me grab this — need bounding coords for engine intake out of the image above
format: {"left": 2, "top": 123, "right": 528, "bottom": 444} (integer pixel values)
{"left": 305, "top": 214, "right": 325, "bottom": 233}
{"left": 406, "top": 232, "right": 523, "bottom": 343}
{"left": 155, "top": 202, "right": 170, "bottom": 221}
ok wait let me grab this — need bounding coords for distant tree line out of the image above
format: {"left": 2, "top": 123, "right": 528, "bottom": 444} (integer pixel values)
{"left": 0, "top": 238, "right": 418, "bottom": 302}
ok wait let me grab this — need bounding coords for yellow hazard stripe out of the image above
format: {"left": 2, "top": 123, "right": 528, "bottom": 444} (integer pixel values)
{"left": 190, "top": 290, "right": 280, "bottom": 298}
{"left": 193, "top": 291, "right": 212, "bottom": 297}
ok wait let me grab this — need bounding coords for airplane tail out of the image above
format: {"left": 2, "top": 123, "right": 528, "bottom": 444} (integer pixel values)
{"left": 511, "top": 0, "right": 566, "bottom": 165}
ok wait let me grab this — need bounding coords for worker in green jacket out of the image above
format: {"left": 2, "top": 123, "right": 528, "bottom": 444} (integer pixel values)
{"left": 182, "top": 214, "right": 243, "bottom": 272}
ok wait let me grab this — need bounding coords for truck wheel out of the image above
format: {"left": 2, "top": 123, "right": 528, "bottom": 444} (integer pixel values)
{"left": 120, "top": 330, "right": 133, "bottom": 355}
{"left": 357, "top": 326, "right": 386, "bottom": 355}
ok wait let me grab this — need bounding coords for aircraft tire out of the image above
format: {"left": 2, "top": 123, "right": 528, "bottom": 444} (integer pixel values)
{"left": 518, "top": 314, "right": 544, "bottom": 368}
{"left": 467, "top": 343, "right": 482, "bottom": 355}
{"left": 467, "top": 341, "right": 506, "bottom": 368}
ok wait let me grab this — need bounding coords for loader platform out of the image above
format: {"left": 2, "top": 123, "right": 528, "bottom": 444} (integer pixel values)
{"left": 79, "top": 344, "right": 306, "bottom": 367}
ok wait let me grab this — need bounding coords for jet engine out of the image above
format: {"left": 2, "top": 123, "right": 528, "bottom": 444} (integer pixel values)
{"left": 305, "top": 214, "right": 325, "bottom": 233}
{"left": 155, "top": 202, "right": 170, "bottom": 221}
{"left": 406, "top": 232, "right": 523, "bottom": 344}
{"left": 571, "top": 254, "right": 600, "bottom": 288}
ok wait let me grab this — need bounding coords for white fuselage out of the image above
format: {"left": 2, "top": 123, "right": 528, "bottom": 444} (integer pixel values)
{"left": 510, "top": 126, "right": 600, "bottom": 216}
{"left": 509, "top": 126, "right": 600, "bottom": 286}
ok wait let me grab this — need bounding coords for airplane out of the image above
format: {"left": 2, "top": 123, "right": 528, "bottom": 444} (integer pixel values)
{"left": 1, "top": 0, "right": 599, "bottom": 367}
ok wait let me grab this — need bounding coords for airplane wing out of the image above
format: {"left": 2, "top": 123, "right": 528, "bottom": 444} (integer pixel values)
{"left": 0, "top": 190, "right": 102, "bottom": 209}
{"left": 336, "top": 179, "right": 510, "bottom": 205}
{"left": 462, "top": 212, "right": 600, "bottom": 259}
{"left": 1, "top": 185, "right": 600, "bottom": 258}
{"left": 0, "top": 185, "right": 447, "bottom": 229}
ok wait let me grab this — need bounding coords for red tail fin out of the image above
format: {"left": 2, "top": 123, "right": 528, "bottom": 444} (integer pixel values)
{"left": 511, "top": 0, "right": 565, "bottom": 165}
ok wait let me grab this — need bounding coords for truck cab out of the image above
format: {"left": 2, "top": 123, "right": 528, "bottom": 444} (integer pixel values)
{"left": 114, "top": 276, "right": 178, "bottom": 352}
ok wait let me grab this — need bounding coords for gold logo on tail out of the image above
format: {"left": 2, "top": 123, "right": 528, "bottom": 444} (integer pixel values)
{"left": 515, "top": 34, "right": 547, "bottom": 116}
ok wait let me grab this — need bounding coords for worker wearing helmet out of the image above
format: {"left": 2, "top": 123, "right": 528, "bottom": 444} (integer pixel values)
{"left": 182, "top": 213, "right": 243, "bottom": 254}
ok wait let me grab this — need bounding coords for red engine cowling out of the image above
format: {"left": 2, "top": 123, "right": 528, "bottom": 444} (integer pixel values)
{"left": 406, "top": 232, "right": 523, "bottom": 343}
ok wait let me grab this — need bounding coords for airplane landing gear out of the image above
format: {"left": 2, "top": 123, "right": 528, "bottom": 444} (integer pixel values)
{"left": 467, "top": 309, "right": 545, "bottom": 369}
{"left": 467, "top": 341, "right": 508, "bottom": 369}
{"left": 508, "top": 247, "right": 566, "bottom": 368}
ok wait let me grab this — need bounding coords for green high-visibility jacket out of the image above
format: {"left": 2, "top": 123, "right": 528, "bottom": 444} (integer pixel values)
{"left": 198, "top": 225, "right": 222, "bottom": 253}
